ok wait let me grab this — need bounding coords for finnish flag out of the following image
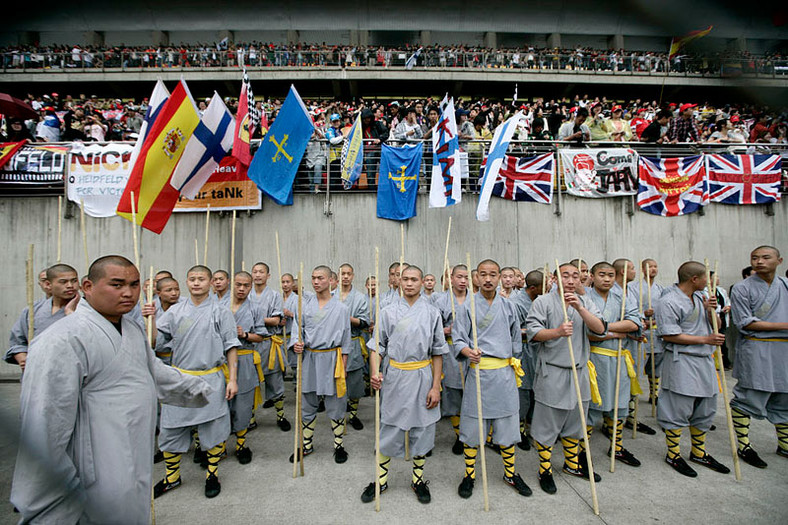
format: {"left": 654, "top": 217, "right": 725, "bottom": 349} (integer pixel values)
{"left": 170, "top": 92, "right": 235, "bottom": 198}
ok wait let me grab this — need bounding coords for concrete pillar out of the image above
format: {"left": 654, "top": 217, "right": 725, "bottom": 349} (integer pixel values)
{"left": 18, "top": 31, "right": 40, "bottom": 46}
{"left": 287, "top": 30, "right": 299, "bottom": 45}
{"left": 420, "top": 30, "right": 432, "bottom": 46}
{"left": 484, "top": 32, "right": 497, "bottom": 49}
{"left": 83, "top": 31, "right": 104, "bottom": 47}
{"left": 608, "top": 33, "right": 624, "bottom": 50}
{"left": 546, "top": 32, "right": 561, "bottom": 48}
{"left": 151, "top": 30, "right": 169, "bottom": 47}
{"left": 218, "top": 30, "right": 235, "bottom": 45}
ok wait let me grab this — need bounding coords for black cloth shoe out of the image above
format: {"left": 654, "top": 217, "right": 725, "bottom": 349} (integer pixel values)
{"left": 517, "top": 432, "right": 531, "bottom": 451}
{"left": 153, "top": 450, "right": 164, "bottom": 464}
{"left": 288, "top": 447, "right": 313, "bottom": 463}
{"left": 451, "top": 437, "right": 464, "bottom": 455}
{"left": 412, "top": 480, "right": 431, "bottom": 504}
{"left": 236, "top": 446, "right": 252, "bottom": 465}
{"left": 485, "top": 441, "right": 501, "bottom": 455}
{"left": 247, "top": 420, "right": 258, "bottom": 431}
{"left": 334, "top": 445, "right": 349, "bottom": 464}
{"left": 457, "top": 474, "right": 474, "bottom": 499}
{"left": 317, "top": 398, "right": 326, "bottom": 412}
{"left": 609, "top": 447, "right": 641, "bottom": 467}
{"left": 349, "top": 416, "right": 364, "bottom": 431}
{"left": 277, "top": 417, "right": 292, "bottom": 432}
{"left": 665, "top": 455, "right": 697, "bottom": 477}
{"left": 361, "top": 482, "right": 387, "bottom": 503}
{"left": 600, "top": 425, "right": 612, "bottom": 440}
{"left": 577, "top": 450, "right": 603, "bottom": 482}
{"left": 204, "top": 473, "right": 221, "bottom": 498}
{"left": 193, "top": 447, "right": 206, "bottom": 464}
{"left": 426, "top": 449, "right": 433, "bottom": 457}
{"left": 624, "top": 420, "right": 657, "bottom": 435}
{"left": 503, "top": 473, "right": 532, "bottom": 497}
{"left": 262, "top": 399, "right": 275, "bottom": 409}
{"left": 562, "top": 463, "right": 602, "bottom": 482}
{"left": 738, "top": 445, "right": 768, "bottom": 468}
{"left": 690, "top": 453, "right": 730, "bottom": 474}
{"left": 153, "top": 478, "right": 181, "bottom": 499}
{"left": 777, "top": 447, "right": 788, "bottom": 459}
{"left": 538, "top": 471, "right": 557, "bottom": 495}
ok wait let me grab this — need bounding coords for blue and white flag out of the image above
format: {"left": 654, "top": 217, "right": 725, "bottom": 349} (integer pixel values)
{"left": 247, "top": 85, "right": 314, "bottom": 205}
{"left": 377, "top": 142, "right": 423, "bottom": 221}
{"left": 340, "top": 112, "right": 364, "bottom": 189}
{"left": 405, "top": 47, "right": 423, "bottom": 70}
{"left": 428, "top": 96, "right": 462, "bottom": 208}
{"left": 129, "top": 79, "right": 170, "bottom": 174}
{"left": 476, "top": 111, "right": 524, "bottom": 221}
{"left": 170, "top": 92, "right": 235, "bottom": 198}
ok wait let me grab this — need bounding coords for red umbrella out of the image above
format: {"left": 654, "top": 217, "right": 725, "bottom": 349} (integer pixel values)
{"left": 0, "top": 93, "right": 38, "bottom": 120}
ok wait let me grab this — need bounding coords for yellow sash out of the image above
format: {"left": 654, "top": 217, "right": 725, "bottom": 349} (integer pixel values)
{"left": 156, "top": 351, "right": 172, "bottom": 358}
{"left": 389, "top": 359, "right": 431, "bottom": 370}
{"left": 354, "top": 336, "right": 369, "bottom": 360}
{"left": 264, "top": 335, "right": 286, "bottom": 372}
{"left": 175, "top": 363, "right": 230, "bottom": 383}
{"left": 744, "top": 336, "right": 788, "bottom": 342}
{"left": 308, "top": 346, "right": 346, "bottom": 398}
{"left": 590, "top": 346, "right": 643, "bottom": 396}
{"left": 446, "top": 336, "right": 453, "bottom": 345}
{"left": 470, "top": 357, "right": 525, "bottom": 388}
{"left": 238, "top": 349, "right": 265, "bottom": 410}
{"left": 587, "top": 360, "right": 602, "bottom": 405}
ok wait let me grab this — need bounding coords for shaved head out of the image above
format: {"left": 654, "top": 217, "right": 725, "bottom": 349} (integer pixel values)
{"left": 88, "top": 256, "right": 135, "bottom": 282}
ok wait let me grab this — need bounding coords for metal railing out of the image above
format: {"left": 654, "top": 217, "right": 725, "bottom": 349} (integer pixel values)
{"left": 3, "top": 50, "right": 787, "bottom": 79}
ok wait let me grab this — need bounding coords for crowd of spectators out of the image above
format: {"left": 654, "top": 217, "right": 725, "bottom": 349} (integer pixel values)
{"left": 3, "top": 91, "right": 787, "bottom": 150}
{"left": 2, "top": 41, "right": 786, "bottom": 76}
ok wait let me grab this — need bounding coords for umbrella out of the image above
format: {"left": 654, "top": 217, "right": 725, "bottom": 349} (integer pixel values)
{"left": 0, "top": 93, "right": 38, "bottom": 120}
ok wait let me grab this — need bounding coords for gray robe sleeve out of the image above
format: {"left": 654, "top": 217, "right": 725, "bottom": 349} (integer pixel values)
{"left": 145, "top": 346, "right": 213, "bottom": 407}
{"left": 451, "top": 302, "right": 472, "bottom": 360}
{"left": 730, "top": 281, "right": 759, "bottom": 330}
{"left": 5, "top": 308, "right": 29, "bottom": 363}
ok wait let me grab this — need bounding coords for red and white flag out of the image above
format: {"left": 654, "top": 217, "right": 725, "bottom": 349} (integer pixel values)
{"left": 706, "top": 154, "right": 781, "bottom": 205}
{"left": 490, "top": 152, "right": 554, "bottom": 204}
{"left": 232, "top": 71, "right": 258, "bottom": 166}
{"left": 637, "top": 155, "right": 708, "bottom": 216}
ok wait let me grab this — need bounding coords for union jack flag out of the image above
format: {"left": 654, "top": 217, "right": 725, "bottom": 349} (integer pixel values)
{"left": 637, "top": 155, "right": 708, "bottom": 216}
{"left": 706, "top": 154, "right": 782, "bottom": 204}
{"left": 490, "top": 153, "right": 554, "bottom": 204}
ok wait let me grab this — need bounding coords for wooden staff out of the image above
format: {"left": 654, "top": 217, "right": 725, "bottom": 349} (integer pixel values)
{"left": 194, "top": 239, "right": 199, "bottom": 266}
{"left": 542, "top": 263, "right": 549, "bottom": 294}
{"left": 229, "top": 211, "right": 236, "bottom": 293}
{"left": 646, "top": 269, "right": 657, "bottom": 417}
{"left": 632, "top": 261, "right": 644, "bottom": 439}
{"left": 26, "top": 244, "right": 34, "bottom": 342}
{"left": 555, "top": 259, "right": 600, "bottom": 515}
{"left": 400, "top": 224, "right": 408, "bottom": 459}
{"left": 147, "top": 266, "right": 155, "bottom": 346}
{"left": 610, "top": 265, "right": 628, "bottom": 474}
{"left": 57, "top": 196, "right": 62, "bottom": 263}
{"left": 374, "top": 247, "right": 382, "bottom": 511}
{"left": 706, "top": 259, "right": 742, "bottom": 481}
{"left": 80, "top": 199, "right": 89, "bottom": 274}
{"left": 130, "top": 191, "right": 140, "bottom": 270}
{"left": 203, "top": 204, "right": 211, "bottom": 266}
{"left": 443, "top": 217, "right": 452, "bottom": 279}
{"left": 467, "top": 252, "right": 489, "bottom": 512}
{"left": 293, "top": 262, "right": 305, "bottom": 478}
{"left": 242, "top": 261, "right": 246, "bottom": 272}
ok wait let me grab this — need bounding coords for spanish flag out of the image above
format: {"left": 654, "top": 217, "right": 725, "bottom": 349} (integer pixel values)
{"left": 117, "top": 80, "right": 200, "bottom": 233}
{"left": 669, "top": 26, "right": 713, "bottom": 59}
{"left": 0, "top": 140, "right": 27, "bottom": 170}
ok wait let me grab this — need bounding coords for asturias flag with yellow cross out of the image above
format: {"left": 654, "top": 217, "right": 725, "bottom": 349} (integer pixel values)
{"left": 376, "top": 142, "right": 423, "bottom": 221}
{"left": 247, "top": 85, "right": 314, "bottom": 205}
{"left": 117, "top": 79, "right": 200, "bottom": 233}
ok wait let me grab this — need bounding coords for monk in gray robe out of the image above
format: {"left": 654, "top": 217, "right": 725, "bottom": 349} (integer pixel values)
{"left": 729, "top": 246, "right": 788, "bottom": 468}
{"left": 153, "top": 265, "right": 240, "bottom": 500}
{"left": 228, "top": 271, "right": 267, "bottom": 464}
{"left": 361, "top": 265, "right": 446, "bottom": 504}
{"left": 453, "top": 259, "right": 531, "bottom": 500}
{"left": 11, "top": 256, "right": 211, "bottom": 525}
{"left": 290, "top": 265, "right": 352, "bottom": 464}
{"left": 338, "top": 263, "right": 370, "bottom": 431}
{"left": 380, "top": 262, "right": 403, "bottom": 309}
{"left": 640, "top": 258, "right": 666, "bottom": 402}
{"left": 211, "top": 270, "right": 231, "bottom": 306}
{"left": 434, "top": 264, "right": 470, "bottom": 455}
{"left": 6, "top": 263, "right": 80, "bottom": 370}
{"left": 249, "top": 262, "right": 289, "bottom": 431}
{"left": 281, "top": 273, "right": 300, "bottom": 373}
{"left": 586, "top": 262, "right": 642, "bottom": 467}
{"left": 511, "top": 269, "right": 544, "bottom": 451}
{"left": 656, "top": 261, "right": 730, "bottom": 477}
{"left": 526, "top": 262, "right": 606, "bottom": 495}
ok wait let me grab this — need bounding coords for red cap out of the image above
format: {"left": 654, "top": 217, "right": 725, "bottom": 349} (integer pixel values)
{"left": 637, "top": 108, "right": 647, "bottom": 114}
{"left": 612, "top": 105, "right": 622, "bottom": 112}
{"left": 668, "top": 103, "right": 677, "bottom": 108}
{"left": 679, "top": 103, "right": 697, "bottom": 113}
{"left": 730, "top": 115, "right": 740, "bottom": 123}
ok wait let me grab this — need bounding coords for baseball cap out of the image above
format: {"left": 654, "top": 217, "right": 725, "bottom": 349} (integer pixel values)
{"left": 679, "top": 103, "right": 697, "bottom": 113}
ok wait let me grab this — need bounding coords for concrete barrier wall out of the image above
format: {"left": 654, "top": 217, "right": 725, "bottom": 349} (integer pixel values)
{"left": 1, "top": 194, "right": 785, "bottom": 377}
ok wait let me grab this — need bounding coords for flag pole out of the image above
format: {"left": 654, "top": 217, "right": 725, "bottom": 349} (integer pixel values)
{"left": 203, "top": 204, "right": 211, "bottom": 266}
